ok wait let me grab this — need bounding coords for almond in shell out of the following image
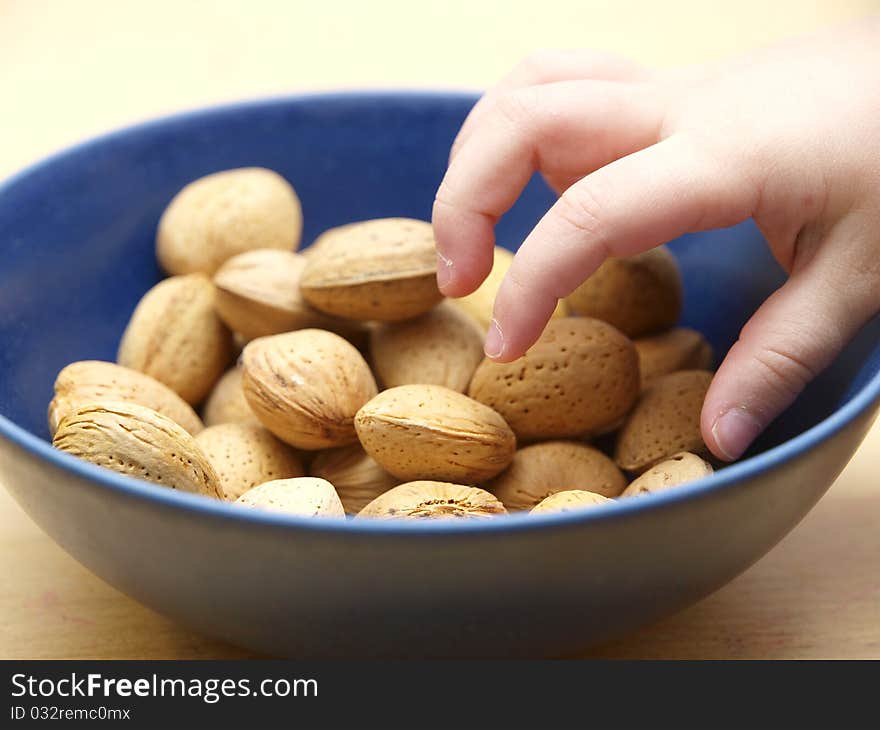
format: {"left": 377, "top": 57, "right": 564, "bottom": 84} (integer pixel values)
{"left": 357, "top": 481, "right": 506, "bottom": 519}
{"left": 235, "top": 477, "right": 344, "bottom": 517}
{"left": 202, "top": 368, "right": 262, "bottom": 428}
{"left": 309, "top": 443, "right": 397, "bottom": 515}
{"left": 355, "top": 384, "right": 516, "bottom": 483}
{"left": 531, "top": 490, "right": 612, "bottom": 514}
{"left": 621, "top": 452, "right": 714, "bottom": 497}
{"left": 635, "top": 327, "right": 713, "bottom": 389}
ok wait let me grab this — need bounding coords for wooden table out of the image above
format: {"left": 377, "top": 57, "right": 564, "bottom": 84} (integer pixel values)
{"left": 2, "top": 0, "right": 877, "bottom": 659}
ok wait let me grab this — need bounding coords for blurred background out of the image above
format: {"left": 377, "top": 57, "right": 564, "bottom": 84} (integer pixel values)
{"left": 1, "top": 0, "right": 878, "bottom": 659}
{"left": 1, "top": 0, "right": 875, "bottom": 179}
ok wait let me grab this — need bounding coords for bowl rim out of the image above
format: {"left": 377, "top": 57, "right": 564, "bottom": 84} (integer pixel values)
{"left": 2, "top": 89, "right": 879, "bottom": 536}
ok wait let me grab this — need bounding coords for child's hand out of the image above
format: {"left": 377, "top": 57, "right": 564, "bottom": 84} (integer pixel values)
{"left": 432, "top": 18, "right": 880, "bottom": 462}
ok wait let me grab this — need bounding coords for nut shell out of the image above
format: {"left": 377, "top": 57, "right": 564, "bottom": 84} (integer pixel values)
{"left": 468, "top": 317, "right": 639, "bottom": 441}
{"left": 615, "top": 370, "right": 713, "bottom": 473}
{"left": 195, "top": 423, "right": 306, "bottom": 501}
{"left": 621, "top": 452, "right": 714, "bottom": 497}
{"left": 489, "top": 441, "right": 625, "bottom": 510}
{"left": 566, "top": 247, "right": 682, "bottom": 337}
{"left": 531, "top": 490, "right": 612, "bottom": 514}
{"left": 309, "top": 444, "right": 397, "bottom": 515}
{"left": 235, "top": 477, "right": 344, "bottom": 517}
{"left": 117, "top": 274, "right": 233, "bottom": 405}
{"left": 202, "top": 368, "right": 262, "bottom": 428}
{"left": 369, "top": 301, "right": 484, "bottom": 392}
{"left": 299, "top": 218, "right": 442, "bottom": 321}
{"left": 355, "top": 384, "right": 516, "bottom": 483}
{"left": 242, "top": 330, "right": 378, "bottom": 449}
{"left": 157, "top": 168, "right": 302, "bottom": 276}
{"left": 48, "top": 360, "right": 203, "bottom": 436}
{"left": 213, "top": 249, "right": 358, "bottom": 340}
{"left": 357, "top": 481, "right": 506, "bottom": 519}
{"left": 635, "top": 328, "right": 713, "bottom": 389}
{"left": 53, "top": 401, "right": 220, "bottom": 497}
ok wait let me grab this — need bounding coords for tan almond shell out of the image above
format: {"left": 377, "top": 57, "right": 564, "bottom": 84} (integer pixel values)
{"left": 357, "top": 481, "right": 506, "bottom": 519}
{"left": 299, "top": 218, "right": 443, "bottom": 321}
{"left": 468, "top": 317, "right": 640, "bottom": 441}
{"left": 635, "top": 327, "right": 714, "bottom": 389}
{"left": 195, "top": 423, "right": 306, "bottom": 501}
{"left": 565, "top": 247, "right": 682, "bottom": 338}
{"left": 53, "top": 401, "right": 220, "bottom": 497}
{"left": 615, "top": 370, "right": 713, "bottom": 473}
{"left": 369, "top": 301, "right": 484, "bottom": 392}
{"left": 309, "top": 443, "right": 397, "bottom": 515}
{"left": 156, "top": 168, "right": 302, "bottom": 276}
{"left": 241, "top": 329, "right": 378, "bottom": 450}
{"left": 213, "top": 248, "right": 362, "bottom": 341}
{"left": 202, "top": 368, "right": 262, "bottom": 428}
{"left": 117, "top": 274, "right": 234, "bottom": 405}
{"left": 354, "top": 384, "right": 516, "bottom": 483}
{"left": 235, "top": 477, "right": 344, "bottom": 517}
{"left": 531, "top": 490, "right": 612, "bottom": 514}
{"left": 621, "top": 452, "right": 714, "bottom": 497}
{"left": 48, "top": 360, "right": 203, "bottom": 436}
{"left": 488, "top": 441, "right": 626, "bottom": 510}
{"left": 450, "top": 246, "right": 568, "bottom": 329}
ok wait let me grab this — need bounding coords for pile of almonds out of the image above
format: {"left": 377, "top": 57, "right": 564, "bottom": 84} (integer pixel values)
{"left": 50, "top": 167, "right": 721, "bottom": 521}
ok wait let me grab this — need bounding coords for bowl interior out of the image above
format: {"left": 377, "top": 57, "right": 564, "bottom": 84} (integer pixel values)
{"left": 1, "top": 92, "right": 879, "bottom": 460}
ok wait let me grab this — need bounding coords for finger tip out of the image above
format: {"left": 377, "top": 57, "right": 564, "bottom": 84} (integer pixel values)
{"left": 706, "top": 406, "right": 763, "bottom": 462}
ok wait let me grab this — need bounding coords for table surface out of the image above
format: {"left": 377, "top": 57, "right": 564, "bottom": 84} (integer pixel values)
{"left": 2, "top": 0, "right": 878, "bottom": 660}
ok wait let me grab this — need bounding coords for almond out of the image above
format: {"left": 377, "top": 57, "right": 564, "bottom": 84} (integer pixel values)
{"left": 468, "top": 317, "right": 640, "bottom": 441}
{"left": 309, "top": 443, "right": 397, "bottom": 515}
{"left": 53, "top": 401, "right": 220, "bottom": 497}
{"left": 531, "top": 490, "right": 612, "bottom": 514}
{"left": 213, "top": 248, "right": 360, "bottom": 341}
{"left": 48, "top": 360, "right": 203, "bottom": 436}
{"left": 235, "top": 477, "right": 344, "bottom": 517}
{"left": 357, "top": 481, "right": 506, "bottom": 519}
{"left": 299, "top": 218, "right": 442, "bottom": 320}
{"left": 566, "top": 247, "right": 682, "bottom": 337}
{"left": 242, "top": 329, "right": 378, "bottom": 449}
{"left": 355, "top": 384, "right": 516, "bottom": 483}
{"left": 489, "top": 441, "right": 626, "bottom": 510}
{"left": 369, "top": 301, "right": 484, "bottom": 392}
{"left": 615, "top": 370, "right": 713, "bottom": 473}
{"left": 202, "top": 368, "right": 262, "bottom": 428}
{"left": 451, "top": 246, "right": 568, "bottom": 329}
{"left": 156, "top": 168, "right": 302, "bottom": 276}
{"left": 635, "top": 327, "right": 713, "bottom": 389}
{"left": 195, "top": 423, "right": 306, "bottom": 501}
{"left": 621, "top": 452, "right": 714, "bottom": 497}
{"left": 117, "top": 274, "right": 233, "bottom": 405}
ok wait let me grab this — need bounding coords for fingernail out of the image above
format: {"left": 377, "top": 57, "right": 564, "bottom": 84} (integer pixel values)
{"left": 711, "top": 407, "right": 762, "bottom": 461}
{"left": 485, "top": 319, "right": 505, "bottom": 359}
{"left": 436, "top": 251, "right": 453, "bottom": 290}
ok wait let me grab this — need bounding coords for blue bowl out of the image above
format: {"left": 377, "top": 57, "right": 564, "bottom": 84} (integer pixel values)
{"left": 1, "top": 92, "right": 879, "bottom": 658}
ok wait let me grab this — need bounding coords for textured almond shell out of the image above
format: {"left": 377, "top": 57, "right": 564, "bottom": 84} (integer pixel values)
{"left": 451, "top": 246, "right": 568, "bottom": 329}
{"left": 635, "top": 327, "right": 713, "bottom": 389}
{"left": 202, "top": 368, "right": 262, "bottom": 428}
{"left": 355, "top": 384, "right": 516, "bottom": 483}
{"left": 213, "top": 248, "right": 359, "bottom": 340}
{"left": 235, "top": 477, "right": 344, "bottom": 517}
{"left": 299, "top": 218, "right": 443, "bottom": 321}
{"left": 357, "top": 481, "right": 506, "bottom": 519}
{"left": 48, "top": 360, "right": 203, "bottom": 436}
{"left": 309, "top": 443, "right": 397, "bottom": 515}
{"left": 621, "top": 452, "right": 714, "bottom": 497}
{"left": 156, "top": 168, "right": 302, "bottom": 276}
{"left": 117, "top": 274, "right": 233, "bottom": 405}
{"left": 195, "top": 423, "right": 306, "bottom": 501}
{"left": 489, "top": 441, "right": 626, "bottom": 510}
{"left": 369, "top": 301, "right": 484, "bottom": 392}
{"left": 468, "top": 317, "right": 640, "bottom": 441}
{"left": 566, "top": 247, "right": 682, "bottom": 338}
{"left": 53, "top": 401, "right": 220, "bottom": 497}
{"left": 615, "top": 370, "right": 713, "bottom": 473}
{"left": 242, "top": 329, "right": 378, "bottom": 449}
{"left": 531, "top": 490, "right": 612, "bottom": 514}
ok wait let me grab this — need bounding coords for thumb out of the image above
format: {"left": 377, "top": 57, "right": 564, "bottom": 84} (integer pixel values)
{"left": 702, "top": 232, "right": 878, "bottom": 461}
